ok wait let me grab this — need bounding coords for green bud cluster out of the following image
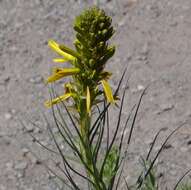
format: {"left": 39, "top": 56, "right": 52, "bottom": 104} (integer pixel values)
{"left": 73, "top": 6, "right": 115, "bottom": 83}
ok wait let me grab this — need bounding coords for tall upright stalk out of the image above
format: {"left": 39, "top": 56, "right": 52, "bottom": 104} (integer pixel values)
{"left": 45, "top": 6, "right": 117, "bottom": 190}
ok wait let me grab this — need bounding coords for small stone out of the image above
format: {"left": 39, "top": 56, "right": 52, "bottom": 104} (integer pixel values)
{"left": 0, "top": 185, "right": 6, "bottom": 190}
{"left": 187, "top": 140, "right": 191, "bottom": 145}
{"left": 25, "top": 124, "right": 34, "bottom": 133}
{"left": 157, "top": 103, "right": 174, "bottom": 114}
{"left": 11, "top": 109, "right": 16, "bottom": 114}
{"left": 0, "top": 76, "right": 10, "bottom": 85}
{"left": 118, "top": 18, "right": 126, "bottom": 27}
{"left": 2, "top": 137, "right": 11, "bottom": 145}
{"left": 169, "top": 169, "right": 177, "bottom": 176}
{"left": 33, "top": 127, "right": 42, "bottom": 133}
{"left": 163, "top": 143, "right": 173, "bottom": 149}
{"left": 29, "top": 75, "right": 43, "bottom": 84}
{"left": 28, "top": 153, "right": 41, "bottom": 165}
{"left": 4, "top": 112, "right": 12, "bottom": 120}
{"left": 180, "top": 146, "right": 188, "bottom": 153}
{"left": 6, "top": 161, "right": 14, "bottom": 170}
{"left": 137, "top": 85, "right": 145, "bottom": 91}
{"left": 14, "top": 161, "right": 28, "bottom": 170}
{"left": 21, "top": 148, "right": 30, "bottom": 156}
{"left": 162, "top": 104, "right": 174, "bottom": 112}
{"left": 136, "top": 55, "right": 147, "bottom": 61}
{"left": 16, "top": 171, "right": 25, "bottom": 178}
{"left": 140, "top": 43, "right": 149, "bottom": 55}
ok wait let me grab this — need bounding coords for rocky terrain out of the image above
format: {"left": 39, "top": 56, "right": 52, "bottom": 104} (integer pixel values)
{"left": 0, "top": 0, "right": 191, "bottom": 189}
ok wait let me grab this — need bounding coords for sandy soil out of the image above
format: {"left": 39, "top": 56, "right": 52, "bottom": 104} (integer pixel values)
{"left": 0, "top": 0, "right": 191, "bottom": 189}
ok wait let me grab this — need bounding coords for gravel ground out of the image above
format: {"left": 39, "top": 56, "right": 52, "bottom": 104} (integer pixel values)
{"left": 0, "top": 0, "right": 191, "bottom": 189}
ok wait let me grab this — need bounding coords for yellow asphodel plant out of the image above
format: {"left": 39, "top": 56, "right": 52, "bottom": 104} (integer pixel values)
{"left": 45, "top": 6, "right": 117, "bottom": 190}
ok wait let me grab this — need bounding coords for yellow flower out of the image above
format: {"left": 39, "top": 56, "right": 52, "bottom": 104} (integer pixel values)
{"left": 44, "top": 93, "right": 73, "bottom": 107}
{"left": 53, "top": 58, "right": 69, "bottom": 63}
{"left": 101, "top": 80, "right": 115, "bottom": 104}
{"left": 47, "top": 68, "right": 80, "bottom": 83}
{"left": 86, "top": 86, "right": 91, "bottom": 114}
{"left": 48, "top": 40, "right": 76, "bottom": 63}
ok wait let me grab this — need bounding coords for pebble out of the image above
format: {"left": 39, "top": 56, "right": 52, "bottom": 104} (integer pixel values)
{"left": 137, "top": 85, "right": 145, "bottom": 91}
{"left": 187, "top": 140, "right": 191, "bottom": 145}
{"left": 118, "top": 17, "right": 126, "bottom": 27}
{"left": 16, "top": 171, "right": 25, "bottom": 178}
{"left": 157, "top": 103, "right": 174, "bottom": 115}
{"left": 180, "top": 146, "right": 188, "bottom": 153}
{"left": 34, "top": 127, "right": 42, "bottom": 133}
{"left": 0, "top": 185, "right": 6, "bottom": 190}
{"left": 28, "top": 153, "right": 41, "bottom": 165}
{"left": 140, "top": 43, "right": 149, "bottom": 56}
{"left": 25, "top": 124, "right": 34, "bottom": 133}
{"left": 1, "top": 137, "right": 11, "bottom": 146}
{"left": 131, "top": 84, "right": 145, "bottom": 93}
{"left": 169, "top": 169, "right": 178, "bottom": 176}
{"left": 21, "top": 147, "right": 30, "bottom": 156}
{"left": 6, "top": 161, "right": 14, "bottom": 170}
{"left": 4, "top": 112, "right": 12, "bottom": 120}
{"left": 163, "top": 143, "right": 173, "bottom": 149}
{"left": 0, "top": 76, "right": 10, "bottom": 86}
{"left": 14, "top": 161, "right": 28, "bottom": 170}
{"left": 29, "top": 75, "right": 43, "bottom": 84}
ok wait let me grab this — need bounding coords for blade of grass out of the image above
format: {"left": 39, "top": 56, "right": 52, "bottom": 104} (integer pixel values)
{"left": 100, "top": 81, "right": 127, "bottom": 179}
{"left": 127, "top": 88, "right": 146, "bottom": 145}
{"left": 43, "top": 108, "right": 95, "bottom": 188}
{"left": 173, "top": 168, "right": 191, "bottom": 190}
{"left": 146, "top": 128, "right": 166, "bottom": 161}
{"left": 137, "top": 123, "right": 186, "bottom": 188}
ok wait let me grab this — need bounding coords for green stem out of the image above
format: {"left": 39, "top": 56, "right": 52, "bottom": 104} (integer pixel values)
{"left": 79, "top": 105, "right": 105, "bottom": 190}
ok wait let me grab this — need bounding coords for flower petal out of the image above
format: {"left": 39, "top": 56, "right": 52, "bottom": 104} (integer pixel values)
{"left": 86, "top": 86, "right": 91, "bottom": 114}
{"left": 47, "top": 68, "right": 80, "bottom": 83}
{"left": 53, "top": 58, "right": 68, "bottom": 63}
{"left": 44, "top": 93, "right": 72, "bottom": 107}
{"left": 101, "top": 80, "right": 115, "bottom": 103}
{"left": 48, "top": 40, "right": 76, "bottom": 61}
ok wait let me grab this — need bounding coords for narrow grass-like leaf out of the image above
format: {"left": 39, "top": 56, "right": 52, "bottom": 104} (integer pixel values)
{"left": 123, "top": 176, "right": 131, "bottom": 190}
{"left": 137, "top": 123, "right": 186, "bottom": 188}
{"left": 90, "top": 68, "right": 127, "bottom": 137}
{"left": 173, "top": 168, "right": 191, "bottom": 190}
{"left": 49, "top": 89, "right": 97, "bottom": 182}
{"left": 100, "top": 82, "right": 126, "bottom": 180}
{"left": 26, "top": 149, "right": 73, "bottom": 189}
{"left": 19, "top": 118, "right": 59, "bottom": 156}
{"left": 43, "top": 107, "right": 95, "bottom": 188}
{"left": 93, "top": 101, "right": 107, "bottom": 163}
{"left": 146, "top": 128, "right": 165, "bottom": 161}
{"left": 127, "top": 88, "right": 146, "bottom": 145}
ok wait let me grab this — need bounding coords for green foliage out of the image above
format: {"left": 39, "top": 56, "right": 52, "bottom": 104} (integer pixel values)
{"left": 177, "top": 183, "right": 191, "bottom": 190}
{"left": 139, "top": 160, "right": 158, "bottom": 190}
{"left": 102, "top": 147, "right": 119, "bottom": 185}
